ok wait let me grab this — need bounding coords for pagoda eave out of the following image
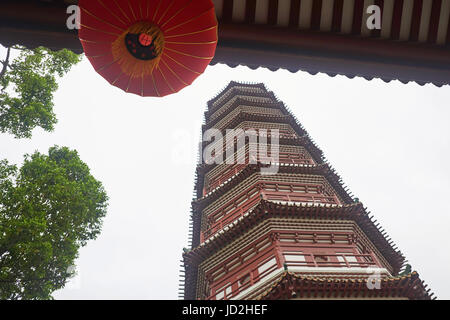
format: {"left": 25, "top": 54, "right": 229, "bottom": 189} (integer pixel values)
{"left": 212, "top": 23, "right": 450, "bottom": 87}
{"left": 203, "top": 99, "right": 289, "bottom": 130}
{"left": 206, "top": 82, "right": 269, "bottom": 110}
{"left": 202, "top": 112, "right": 303, "bottom": 137}
{"left": 2, "top": 1, "right": 449, "bottom": 87}
{"left": 193, "top": 163, "right": 355, "bottom": 210}
{"left": 256, "top": 271, "right": 434, "bottom": 300}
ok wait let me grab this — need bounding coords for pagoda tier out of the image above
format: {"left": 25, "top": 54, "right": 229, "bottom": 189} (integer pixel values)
{"left": 181, "top": 82, "right": 433, "bottom": 300}
{"left": 201, "top": 144, "right": 317, "bottom": 195}
{"left": 257, "top": 271, "right": 431, "bottom": 300}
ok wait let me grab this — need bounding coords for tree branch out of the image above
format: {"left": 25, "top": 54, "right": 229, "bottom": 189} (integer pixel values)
{"left": 0, "top": 47, "right": 11, "bottom": 81}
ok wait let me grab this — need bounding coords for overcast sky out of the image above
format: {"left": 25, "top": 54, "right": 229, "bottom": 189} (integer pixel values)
{"left": 1, "top": 48, "right": 449, "bottom": 299}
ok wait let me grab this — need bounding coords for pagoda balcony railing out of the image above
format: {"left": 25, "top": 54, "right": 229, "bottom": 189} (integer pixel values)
{"left": 208, "top": 252, "right": 378, "bottom": 300}
{"left": 205, "top": 152, "right": 315, "bottom": 193}
{"left": 283, "top": 252, "right": 378, "bottom": 269}
{"left": 235, "top": 127, "right": 295, "bottom": 139}
{"left": 261, "top": 190, "right": 338, "bottom": 205}
{"left": 201, "top": 186, "right": 339, "bottom": 242}
{"left": 206, "top": 129, "right": 297, "bottom": 154}
{"left": 211, "top": 130, "right": 296, "bottom": 148}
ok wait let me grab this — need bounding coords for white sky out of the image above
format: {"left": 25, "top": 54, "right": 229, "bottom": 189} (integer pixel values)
{"left": 1, "top": 51, "right": 449, "bottom": 299}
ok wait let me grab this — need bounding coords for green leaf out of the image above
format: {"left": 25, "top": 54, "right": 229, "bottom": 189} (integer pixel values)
{"left": 0, "top": 146, "right": 108, "bottom": 300}
{"left": 0, "top": 46, "right": 81, "bottom": 139}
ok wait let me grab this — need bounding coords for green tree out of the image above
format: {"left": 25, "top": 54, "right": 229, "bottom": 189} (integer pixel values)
{"left": 0, "top": 46, "right": 81, "bottom": 138}
{"left": 0, "top": 146, "right": 108, "bottom": 300}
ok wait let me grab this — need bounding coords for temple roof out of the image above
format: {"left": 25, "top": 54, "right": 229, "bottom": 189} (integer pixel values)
{"left": 0, "top": 1, "right": 81, "bottom": 53}
{"left": 2, "top": 0, "right": 448, "bottom": 86}
{"left": 212, "top": 0, "right": 450, "bottom": 87}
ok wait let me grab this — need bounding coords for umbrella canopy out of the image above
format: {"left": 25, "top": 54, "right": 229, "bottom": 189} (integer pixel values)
{"left": 79, "top": 0, "right": 218, "bottom": 97}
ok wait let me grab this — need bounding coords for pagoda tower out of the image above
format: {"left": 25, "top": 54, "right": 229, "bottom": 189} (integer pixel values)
{"left": 180, "top": 81, "right": 433, "bottom": 300}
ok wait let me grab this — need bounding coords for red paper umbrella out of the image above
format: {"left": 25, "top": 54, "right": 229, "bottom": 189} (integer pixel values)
{"left": 78, "top": 0, "right": 218, "bottom": 97}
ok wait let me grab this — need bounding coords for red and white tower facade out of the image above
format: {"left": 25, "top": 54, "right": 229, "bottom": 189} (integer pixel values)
{"left": 181, "top": 81, "right": 433, "bottom": 300}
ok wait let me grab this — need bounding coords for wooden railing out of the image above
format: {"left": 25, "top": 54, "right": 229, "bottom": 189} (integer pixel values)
{"left": 204, "top": 129, "right": 297, "bottom": 156}
{"left": 238, "top": 127, "right": 295, "bottom": 139}
{"left": 207, "top": 252, "right": 378, "bottom": 300}
{"left": 283, "top": 252, "right": 377, "bottom": 269}
{"left": 261, "top": 190, "right": 338, "bottom": 205}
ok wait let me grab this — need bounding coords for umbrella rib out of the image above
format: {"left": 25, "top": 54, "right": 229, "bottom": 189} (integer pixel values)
{"left": 157, "top": 65, "right": 175, "bottom": 93}
{"left": 112, "top": 72, "right": 125, "bottom": 85}
{"left": 125, "top": 72, "right": 134, "bottom": 92}
{"left": 96, "top": 58, "right": 120, "bottom": 72}
{"left": 138, "top": 0, "right": 143, "bottom": 20}
{"left": 141, "top": 73, "right": 145, "bottom": 97}
{"left": 85, "top": 53, "right": 109, "bottom": 59}
{"left": 112, "top": 0, "right": 132, "bottom": 24}
{"left": 164, "top": 47, "right": 213, "bottom": 60}
{"left": 153, "top": 0, "right": 163, "bottom": 22}
{"left": 127, "top": 0, "right": 137, "bottom": 21}
{"left": 152, "top": 73, "right": 160, "bottom": 97}
{"left": 80, "top": 23, "right": 121, "bottom": 37}
{"left": 79, "top": 38, "right": 111, "bottom": 44}
{"left": 80, "top": 7, "right": 126, "bottom": 32}
{"left": 164, "top": 8, "right": 213, "bottom": 33}
{"left": 96, "top": 0, "right": 127, "bottom": 27}
{"left": 157, "top": 0, "right": 175, "bottom": 25}
{"left": 160, "top": 58, "right": 188, "bottom": 86}
{"left": 163, "top": 53, "right": 201, "bottom": 75}
{"left": 160, "top": 0, "right": 194, "bottom": 29}
{"left": 166, "top": 40, "right": 217, "bottom": 45}
{"left": 164, "top": 25, "right": 217, "bottom": 38}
